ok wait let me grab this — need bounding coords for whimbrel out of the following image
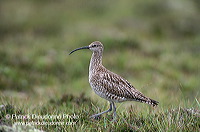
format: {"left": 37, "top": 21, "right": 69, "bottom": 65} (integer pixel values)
{"left": 69, "top": 41, "right": 158, "bottom": 120}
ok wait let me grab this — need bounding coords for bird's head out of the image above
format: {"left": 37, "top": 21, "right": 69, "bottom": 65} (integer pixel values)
{"left": 69, "top": 41, "right": 103, "bottom": 55}
{"left": 89, "top": 41, "right": 103, "bottom": 52}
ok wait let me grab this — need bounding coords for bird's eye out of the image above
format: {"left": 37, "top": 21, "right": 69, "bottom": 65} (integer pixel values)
{"left": 93, "top": 44, "right": 97, "bottom": 47}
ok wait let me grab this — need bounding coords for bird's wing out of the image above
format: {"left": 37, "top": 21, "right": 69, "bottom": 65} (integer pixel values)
{"left": 91, "top": 70, "right": 149, "bottom": 102}
{"left": 90, "top": 71, "right": 158, "bottom": 106}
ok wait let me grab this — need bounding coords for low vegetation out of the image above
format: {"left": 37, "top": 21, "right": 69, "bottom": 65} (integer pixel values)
{"left": 0, "top": 0, "right": 199, "bottom": 131}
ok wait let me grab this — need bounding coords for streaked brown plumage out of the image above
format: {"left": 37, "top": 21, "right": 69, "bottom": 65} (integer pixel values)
{"left": 69, "top": 41, "right": 158, "bottom": 120}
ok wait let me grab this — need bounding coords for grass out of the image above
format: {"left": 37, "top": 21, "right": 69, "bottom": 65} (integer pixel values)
{"left": 0, "top": 0, "right": 200, "bottom": 131}
{"left": 0, "top": 98, "right": 199, "bottom": 131}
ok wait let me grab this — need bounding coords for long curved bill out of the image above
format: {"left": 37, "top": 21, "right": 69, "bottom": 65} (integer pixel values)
{"left": 69, "top": 46, "right": 89, "bottom": 55}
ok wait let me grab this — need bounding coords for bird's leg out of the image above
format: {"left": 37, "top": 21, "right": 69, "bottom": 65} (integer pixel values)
{"left": 111, "top": 102, "right": 117, "bottom": 121}
{"left": 90, "top": 101, "right": 113, "bottom": 119}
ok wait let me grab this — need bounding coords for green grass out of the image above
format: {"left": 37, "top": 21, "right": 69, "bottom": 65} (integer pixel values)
{"left": 0, "top": 0, "right": 200, "bottom": 131}
{"left": 0, "top": 98, "right": 199, "bottom": 131}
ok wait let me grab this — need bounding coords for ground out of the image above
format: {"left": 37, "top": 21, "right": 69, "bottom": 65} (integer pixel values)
{"left": 0, "top": 0, "right": 199, "bottom": 131}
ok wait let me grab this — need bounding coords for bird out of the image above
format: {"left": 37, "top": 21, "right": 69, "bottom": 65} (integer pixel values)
{"left": 69, "top": 41, "right": 159, "bottom": 121}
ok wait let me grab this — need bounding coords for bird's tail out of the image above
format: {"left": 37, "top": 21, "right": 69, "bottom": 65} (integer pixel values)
{"left": 131, "top": 89, "right": 159, "bottom": 107}
{"left": 147, "top": 98, "right": 159, "bottom": 107}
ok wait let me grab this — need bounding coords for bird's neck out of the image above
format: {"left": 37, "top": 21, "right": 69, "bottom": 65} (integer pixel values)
{"left": 89, "top": 51, "right": 103, "bottom": 76}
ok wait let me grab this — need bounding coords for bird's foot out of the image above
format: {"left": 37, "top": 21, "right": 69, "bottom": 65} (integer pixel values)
{"left": 111, "top": 117, "right": 117, "bottom": 122}
{"left": 90, "top": 114, "right": 101, "bottom": 120}
{"left": 111, "top": 112, "right": 117, "bottom": 122}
